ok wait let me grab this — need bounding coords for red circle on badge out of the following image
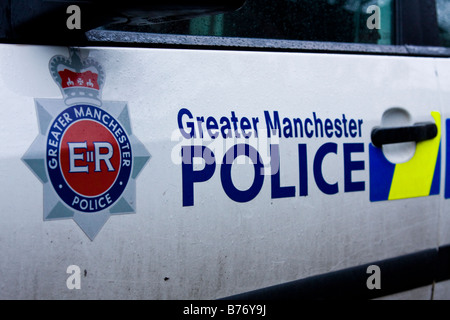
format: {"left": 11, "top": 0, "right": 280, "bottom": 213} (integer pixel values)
{"left": 60, "top": 120, "right": 121, "bottom": 197}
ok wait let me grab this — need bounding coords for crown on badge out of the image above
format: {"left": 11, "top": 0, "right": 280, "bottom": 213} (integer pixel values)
{"left": 49, "top": 48, "right": 105, "bottom": 107}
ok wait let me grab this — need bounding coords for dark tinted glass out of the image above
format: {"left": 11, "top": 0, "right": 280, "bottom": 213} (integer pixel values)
{"left": 437, "top": 0, "right": 450, "bottom": 47}
{"left": 103, "top": 0, "right": 394, "bottom": 45}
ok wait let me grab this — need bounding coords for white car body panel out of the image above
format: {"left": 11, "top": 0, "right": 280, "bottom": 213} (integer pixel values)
{"left": 0, "top": 44, "right": 447, "bottom": 299}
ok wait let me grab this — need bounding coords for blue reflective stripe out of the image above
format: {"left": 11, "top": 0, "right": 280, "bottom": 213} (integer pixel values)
{"left": 430, "top": 143, "right": 441, "bottom": 196}
{"left": 369, "top": 143, "right": 395, "bottom": 202}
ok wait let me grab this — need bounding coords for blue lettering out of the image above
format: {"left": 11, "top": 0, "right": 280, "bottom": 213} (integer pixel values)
{"left": 270, "top": 144, "right": 295, "bottom": 199}
{"left": 314, "top": 143, "right": 338, "bottom": 195}
{"left": 206, "top": 116, "right": 219, "bottom": 139}
{"left": 264, "top": 111, "right": 281, "bottom": 138}
{"left": 298, "top": 144, "right": 308, "bottom": 196}
{"left": 313, "top": 112, "right": 323, "bottom": 138}
{"left": 344, "top": 143, "right": 365, "bottom": 192}
{"left": 178, "top": 108, "right": 195, "bottom": 139}
{"left": 181, "top": 146, "right": 216, "bottom": 206}
{"left": 221, "top": 144, "right": 264, "bottom": 203}
{"left": 324, "top": 118, "right": 333, "bottom": 138}
{"left": 334, "top": 119, "right": 342, "bottom": 138}
{"left": 305, "top": 118, "right": 314, "bottom": 138}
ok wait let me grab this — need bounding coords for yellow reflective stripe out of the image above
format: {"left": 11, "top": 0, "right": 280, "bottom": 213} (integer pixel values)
{"left": 388, "top": 111, "right": 441, "bottom": 200}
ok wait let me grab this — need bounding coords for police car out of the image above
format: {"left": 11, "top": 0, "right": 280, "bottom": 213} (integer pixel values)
{"left": 1, "top": 0, "right": 450, "bottom": 301}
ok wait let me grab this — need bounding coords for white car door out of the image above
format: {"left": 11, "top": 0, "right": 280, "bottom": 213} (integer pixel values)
{"left": 0, "top": 44, "right": 444, "bottom": 300}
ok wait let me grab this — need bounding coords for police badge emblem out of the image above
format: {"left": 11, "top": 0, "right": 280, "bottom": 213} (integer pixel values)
{"left": 22, "top": 48, "right": 150, "bottom": 240}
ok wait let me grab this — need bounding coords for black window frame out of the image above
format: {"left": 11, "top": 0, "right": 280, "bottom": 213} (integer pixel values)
{"left": 84, "top": 0, "right": 450, "bottom": 57}
{"left": 2, "top": 0, "right": 450, "bottom": 57}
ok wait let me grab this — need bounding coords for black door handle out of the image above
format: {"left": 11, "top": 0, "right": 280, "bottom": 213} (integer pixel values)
{"left": 371, "top": 122, "right": 437, "bottom": 148}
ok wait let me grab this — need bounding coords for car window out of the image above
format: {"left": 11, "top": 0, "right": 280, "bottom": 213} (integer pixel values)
{"left": 102, "top": 0, "right": 394, "bottom": 45}
{"left": 437, "top": 0, "right": 450, "bottom": 47}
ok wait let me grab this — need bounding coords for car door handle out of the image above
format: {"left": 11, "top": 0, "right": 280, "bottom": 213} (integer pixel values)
{"left": 371, "top": 122, "right": 437, "bottom": 148}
